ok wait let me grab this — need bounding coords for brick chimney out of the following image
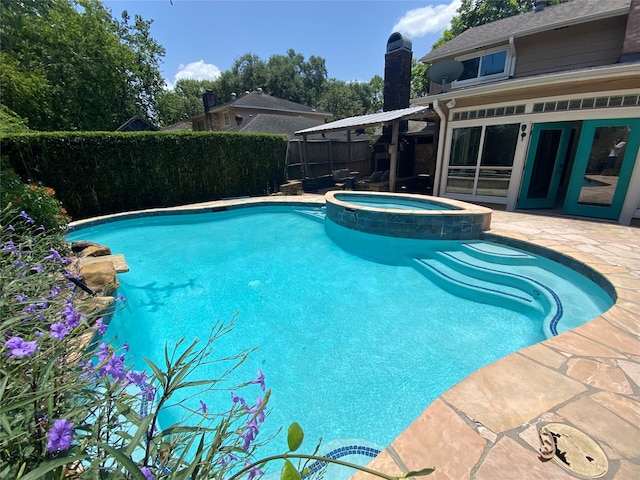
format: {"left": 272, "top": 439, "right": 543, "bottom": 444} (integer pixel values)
{"left": 620, "top": 0, "right": 640, "bottom": 62}
{"left": 534, "top": 0, "right": 547, "bottom": 12}
{"left": 202, "top": 90, "right": 217, "bottom": 130}
{"left": 383, "top": 32, "right": 412, "bottom": 113}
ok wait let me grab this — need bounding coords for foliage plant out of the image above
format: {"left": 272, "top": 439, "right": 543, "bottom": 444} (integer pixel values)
{"left": 0, "top": 180, "right": 434, "bottom": 479}
{"left": 1, "top": 131, "right": 289, "bottom": 220}
{"left": 0, "top": 160, "right": 70, "bottom": 237}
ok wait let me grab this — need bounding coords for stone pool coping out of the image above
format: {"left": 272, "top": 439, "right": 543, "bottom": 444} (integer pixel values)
{"left": 70, "top": 195, "right": 640, "bottom": 479}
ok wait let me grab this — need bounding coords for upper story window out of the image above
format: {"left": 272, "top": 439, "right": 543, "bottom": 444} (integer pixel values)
{"left": 453, "top": 46, "right": 512, "bottom": 87}
{"left": 223, "top": 111, "right": 231, "bottom": 127}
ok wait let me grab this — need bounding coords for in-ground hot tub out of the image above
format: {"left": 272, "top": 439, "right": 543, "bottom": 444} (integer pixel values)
{"left": 325, "top": 191, "right": 492, "bottom": 240}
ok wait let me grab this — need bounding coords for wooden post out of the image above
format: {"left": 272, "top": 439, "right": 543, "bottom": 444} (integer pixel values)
{"left": 302, "top": 134, "right": 309, "bottom": 178}
{"left": 389, "top": 121, "right": 399, "bottom": 192}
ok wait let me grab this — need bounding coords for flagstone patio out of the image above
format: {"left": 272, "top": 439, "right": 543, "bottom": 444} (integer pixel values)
{"left": 351, "top": 209, "right": 640, "bottom": 480}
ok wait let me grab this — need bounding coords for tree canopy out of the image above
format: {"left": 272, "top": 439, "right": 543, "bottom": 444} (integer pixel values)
{"left": 0, "top": 0, "right": 165, "bottom": 131}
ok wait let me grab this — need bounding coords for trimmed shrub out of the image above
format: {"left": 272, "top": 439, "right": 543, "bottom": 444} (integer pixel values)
{"left": 1, "top": 131, "right": 289, "bottom": 219}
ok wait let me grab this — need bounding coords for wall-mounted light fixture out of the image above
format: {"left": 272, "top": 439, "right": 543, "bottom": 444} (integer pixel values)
{"left": 446, "top": 98, "right": 456, "bottom": 109}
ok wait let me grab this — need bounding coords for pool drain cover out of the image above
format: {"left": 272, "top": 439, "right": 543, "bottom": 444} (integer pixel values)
{"left": 539, "top": 423, "right": 608, "bottom": 478}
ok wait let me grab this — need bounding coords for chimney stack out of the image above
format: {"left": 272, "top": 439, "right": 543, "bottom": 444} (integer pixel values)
{"left": 383, "top": 32, "right": 412, "bottom": 113}
{"left": 534, "top": 0, "right": 547, "bottom": 12}
{"left": 203, "top": 90, "right": 216, "bottom": 130}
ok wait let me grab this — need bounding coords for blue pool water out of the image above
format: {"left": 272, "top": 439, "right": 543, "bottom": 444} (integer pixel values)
{"left": 333, "top": 193, "right": 459, "bottom": 210}
{"left": 68, "top": 205, "right": 612, "bottom": 472}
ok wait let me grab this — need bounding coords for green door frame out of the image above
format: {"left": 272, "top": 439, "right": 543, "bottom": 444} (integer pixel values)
{"left": 563, "top": 118, "right": 640, "bottom": 220}
{"left": 518, "top": 122, "right": 573, "bottom": 209}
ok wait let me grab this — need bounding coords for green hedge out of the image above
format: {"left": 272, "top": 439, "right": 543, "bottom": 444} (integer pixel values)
{"left": 1, "top": 131, "right": 289, "bottom": 219}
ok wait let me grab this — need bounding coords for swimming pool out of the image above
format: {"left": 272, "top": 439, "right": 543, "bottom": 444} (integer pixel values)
{"left": 67, "top": 202, "right": 613, "bottom": 474}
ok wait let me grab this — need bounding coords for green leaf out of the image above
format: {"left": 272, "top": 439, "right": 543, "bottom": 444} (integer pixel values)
{"left": 402, "top": 467, "right": 436, "bottom": 477}
{"left": 20, "top": 454, "right": 88, "bottom": 480}
{"left": 287, "top": 422, "right": 304, "bottom": 452}
{"left": 124, "top": 413, "right": 154, "bottom": 457}
{"left": 97, "top": 442, "right": 147, "bottom": 480}
{"left": 143, "top": 356, "right": 166, "bottom": 385}
{"left": 280, "top": 459, "right": 302, "bottom": 480}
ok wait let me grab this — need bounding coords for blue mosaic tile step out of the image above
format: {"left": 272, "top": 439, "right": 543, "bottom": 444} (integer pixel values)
{"left": 303, "top": 444, "right": 382, "bottom": 478}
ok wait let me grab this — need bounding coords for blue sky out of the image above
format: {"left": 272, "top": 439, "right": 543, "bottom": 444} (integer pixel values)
{"left": 102, "top": 0, "right": 461, "bottom": 89}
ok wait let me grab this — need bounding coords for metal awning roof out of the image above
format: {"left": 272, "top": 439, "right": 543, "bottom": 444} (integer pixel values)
{"left": 295, "top": 105, "right": 434, "bottom": 136}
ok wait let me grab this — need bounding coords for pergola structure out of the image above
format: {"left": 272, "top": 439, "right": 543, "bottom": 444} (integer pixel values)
{"left": 295, "top": 105, "right": 436, "bottom": 192}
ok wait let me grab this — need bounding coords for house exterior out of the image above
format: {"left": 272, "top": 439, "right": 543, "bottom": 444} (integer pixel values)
{"left": 191, "top": 88, "right": 331, "bottom": 136}
{"left": 412, "top": 0, "right": 640, "bottom": 225}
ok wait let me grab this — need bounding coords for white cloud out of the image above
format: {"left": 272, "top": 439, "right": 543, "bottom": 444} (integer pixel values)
{"left": 173, "top": 60, "right": 222, "bottom": 84}
{"left": 392, "top": 0, "right": 461, "bottom": 38}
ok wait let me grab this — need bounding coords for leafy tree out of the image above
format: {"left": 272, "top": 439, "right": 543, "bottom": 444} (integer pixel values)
{"left": 317, "top": 79, "right": 374, "bottom": 120}
{"left": 0, "top": 0, "right": 165, "bottom": 131}
{"left": 369, "top": 75, "right": 384, "bottom": 113}
{"left": 157, "top": 79, "right": 217, "bottom": 127}
{"left": 432, "top": 0, "right": 567, "bottom": 49}
{"left": 411, "top": 59, "right": 430, "bottom": 99}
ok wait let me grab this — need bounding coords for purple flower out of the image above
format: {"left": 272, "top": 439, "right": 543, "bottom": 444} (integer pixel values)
{"left": 246, "top": 397, "right": 265, "bottom": 424}
{"left": 6, "top": 224, "right": 15, "bottom": 232}
{"left": 140, "top": 467, "right": 154, "bottom": 480}
{"left": 247, "top": 462, "right": 264, "bottom": 480}
{"left": 19, "top": 210, "right": 35, "bottom": 224}
{"left": 30, "top": 264, "right": 44, "bottom": 274}
{"left": 240, "top": 422, "right": 259, "bottom": 451}
{"left": 5, "top": 337, "right": 38, "bottom": 357}
{"left": 250, "top": 369, "right": 265, "bottom": 391}
{"left": 50, "top": 322, "right": 70, "bottom": 340}
{"left": 62, "top": 300, "right": 83, "bottom": 329}
{"left": 231, "top": 392, "right": 246, "bottom": 406}
{"left": 16, "top": 293, "right": 27, "bottom": 302}
{"left": 198, "top": 400, "right": 208, "bottom": 414}
{"left": 2, "top": 240, "right": 17, "bottom": 255}
{"left": 126, "top": 370, "right": 147, "bottom": 387}
{"left": 141, "top": 383, "right": 156, "bottom": 402}
{"left": 46, "top": 418, "right": 74, "bottom": 452}
{"left": 49, "top": 286, "right": 62, "bottom": 299}
{"left": 44, "top": 248, "right": 67, "bottom": 264}
{"left": 92, "top": 318, "right": 107, "bottom": 335}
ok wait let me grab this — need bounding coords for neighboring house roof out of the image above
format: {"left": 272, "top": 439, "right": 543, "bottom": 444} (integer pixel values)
{"left": 231, "top": 114, "right": 325, "bottom": 139}
{"left": 210, "top": 90, "right": 331, "bottom": 118}
{"left": 116, "top": 115, "right": 158, "bottom": 132}
{"left": 422, "top": 0, "right": 631, "bottom": 63}
{"left": 230, "top": 114, "right": 359, "bottom": 141}
{"left": 161, "top": 120, "right": 192, "bottom": 131}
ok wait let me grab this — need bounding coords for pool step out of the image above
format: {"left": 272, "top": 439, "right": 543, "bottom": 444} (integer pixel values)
{"left": 413, "top": 257, "right": 542, "bottom": 316}
{"left": 459, "top": 242, "right": 537, "bottom": 265}
{"left": 295, "top": 208, "right": 326, "bottom": 222}
{"left": 414, "top": 242, "right": 561, "bottom": 327}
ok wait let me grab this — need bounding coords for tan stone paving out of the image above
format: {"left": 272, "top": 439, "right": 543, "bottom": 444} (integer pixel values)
{"left": 351, "top": 209, "right": 640, "bottom": 480}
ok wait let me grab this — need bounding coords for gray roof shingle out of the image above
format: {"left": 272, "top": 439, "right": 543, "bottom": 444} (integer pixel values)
{"left": 421, "top": 0, "right": 630, "bottom": 63}
{"left": 213, "top": 90, "right": 330, "bottom": 117}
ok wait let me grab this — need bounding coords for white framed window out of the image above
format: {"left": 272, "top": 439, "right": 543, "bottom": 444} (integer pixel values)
{"left": 223, "top": 111, "right": 231, "bottom": 126}
{"left": 453, "top": 46, "right": 513, "bottom": 87}
{"left": 445, "top": 123, "right": 520, "bottom": 197}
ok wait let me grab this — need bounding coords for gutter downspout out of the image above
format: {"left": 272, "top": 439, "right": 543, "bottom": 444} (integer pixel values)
{"left": 432, "top": 99, "right": 447, "bottom": 196}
